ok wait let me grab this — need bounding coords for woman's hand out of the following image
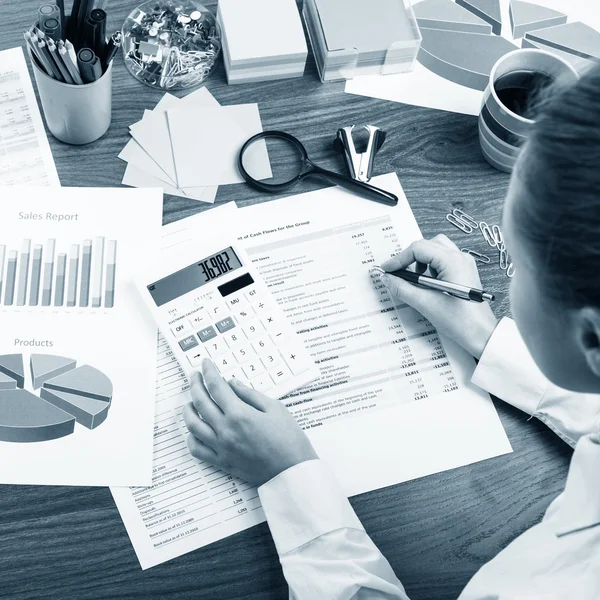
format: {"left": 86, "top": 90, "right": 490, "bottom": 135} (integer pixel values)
{"left": 183, "top": 360, "right": 318, "bottom": 487}
{"left": 380, "top": 235, "right": 498, "bottom": 360}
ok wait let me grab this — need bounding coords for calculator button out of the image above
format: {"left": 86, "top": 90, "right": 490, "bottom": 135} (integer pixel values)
{"left": 243, "top": 320, "right": 263, "bottom": 340}
{"left": 179, "top": 335, "right": 199, "bottom": 352}
{"left": 206, "top": 301, "right": 227, "bottom": 319}
{"left": 171, "top": 321, "right": 192, "bottom": 338}
{"left": 270, "top": 365, "right": 292, "bottom": 385}
{"left": 226, "top": 367, "right": 248, "bottom": 384}
{"left": 206, "top": 338, "right": 228, "bottom": 358}
{"left": 252, "top": 335, "right": 276, "bottom": 355}
{"left": 189, "top": 311, "right": 210, "bottom": 329}
{"left": 251, "top": 374, "right": 274, "bottom": 393}
{"left": 215, "top": 352, "right": 236, "bottom": 374}
{"left": 226, "top": 295, "right": 247, "bottom": 310}
{"left": 224, "top": 330, "right": 246, "bottom": 348}
{"left": 187, "top": 350, "right": 206, "bottom": 368}
{"left": 261, "top": 313, "right": 281, "bottom": 331}
{"left": 232, "top": 343, "right": 253, "bottom": 363}
{"left": 283, "top": 347, "right": 314, "bottom": 376}
{"left": 252, "top": 300, "right": 271, "bottom": 315}
{"left": 197, "top": 326, "right": 217, "bottom": 343}
{"left": 260, "top": 352, "right": 282, "bottom": 369}
{"left": 242, "top": 360, "right": 265, "bottom": 379}
{"left": 244, "top": 288, "right": 261, "bottom": 302}
{"left": 215, "top": 317, "right": 236, "bottom": 333}
{"left": 235, "top": 307, "right": 255, "bottom": 322}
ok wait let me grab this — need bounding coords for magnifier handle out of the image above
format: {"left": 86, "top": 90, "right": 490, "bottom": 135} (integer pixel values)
{"left": 313, "top": 168, "right": 398, "bottom": 206}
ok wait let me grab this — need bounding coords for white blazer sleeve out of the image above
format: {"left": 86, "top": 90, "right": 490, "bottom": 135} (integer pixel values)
{"left": 472, "top": 317, "right": 600, "bottom": 447}
{"left": 258, "top": 459, "right": 410, "bottom": 600}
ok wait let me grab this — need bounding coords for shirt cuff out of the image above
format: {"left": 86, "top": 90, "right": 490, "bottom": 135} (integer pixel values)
{"left": 258, "top": 459, "right": 365, "bottom": 556}
{"left": 472, "top": 317, "right": 549, "bottom": 416}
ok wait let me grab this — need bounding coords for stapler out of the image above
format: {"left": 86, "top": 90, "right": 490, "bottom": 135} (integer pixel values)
{"left": 333, "top": 125, "right": 387, "bottom": 183}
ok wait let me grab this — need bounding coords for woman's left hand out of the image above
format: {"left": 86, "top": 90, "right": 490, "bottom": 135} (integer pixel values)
{"left": 183, "top": 359, "right": 318, "bottom": 487}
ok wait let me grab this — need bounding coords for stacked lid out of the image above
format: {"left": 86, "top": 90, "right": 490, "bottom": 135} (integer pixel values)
{"left": 303, "top": 0, "right": 422, "bottom": 82}
{"left": 218, "top": 0, "right": 308, "bottom": 84}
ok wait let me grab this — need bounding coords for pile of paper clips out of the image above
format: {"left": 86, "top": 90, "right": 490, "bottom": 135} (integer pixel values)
{"left": 447, "top": 209, "right": 515, "bottom": 278}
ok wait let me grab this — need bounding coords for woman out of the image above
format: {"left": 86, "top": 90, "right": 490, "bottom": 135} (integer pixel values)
{"left": 183, "top": 66, "right": 600, "bottom": 598}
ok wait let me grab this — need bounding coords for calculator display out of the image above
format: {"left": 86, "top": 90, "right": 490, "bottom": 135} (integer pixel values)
{"left": 148, "top": 247, "right": 242, "bottom": 307}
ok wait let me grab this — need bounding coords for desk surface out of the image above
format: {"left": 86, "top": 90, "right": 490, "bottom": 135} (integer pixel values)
{"left": 0, "top": 2, "right": 572, "bottom": 599}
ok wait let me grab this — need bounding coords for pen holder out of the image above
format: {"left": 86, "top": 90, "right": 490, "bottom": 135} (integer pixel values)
{"left": 29, "top": 51, "right": 113, "bottom": 145}
{"left": 479, "top": 49, "right": 578, "bottom": 173}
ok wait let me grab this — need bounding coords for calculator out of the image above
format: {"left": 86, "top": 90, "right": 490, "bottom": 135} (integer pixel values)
{"left": 137, "top": 241, "right": 319, "bottom": 399}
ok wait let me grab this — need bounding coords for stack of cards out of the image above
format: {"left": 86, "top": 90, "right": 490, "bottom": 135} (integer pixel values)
{"left": 218, "top": 0, "right": 308, "bottom": 84}
{"left": 119, "top": 87, "right": 272, "bottom": 202}
{"left": 303, "top": 0, "right": 421, "bottom": 82}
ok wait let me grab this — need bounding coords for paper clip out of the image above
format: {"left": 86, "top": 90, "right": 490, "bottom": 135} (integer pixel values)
{"left": 479, "top": 222, "right": 497, "bottom": 247}
{"left": 452, "top": 209, "right": 478, "bottom": 229}
{"left": 499, "top": 247, "right": 509, "bottom": 270}
{"left": 506, "top": 263, "right": 516, "bottom": 278}
{"left": 461, "top": 249, "right": 491, "bottom": 264}
{"left": 492, "top": 225, "right": 504, "bottom": 247}
{"left": 447, "top": 214, "right": 473, "bottom": 233}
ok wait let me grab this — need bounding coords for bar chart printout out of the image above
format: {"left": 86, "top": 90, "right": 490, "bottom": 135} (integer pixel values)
{"left": 0, "top": 238, "right": 118, "bottom": 310}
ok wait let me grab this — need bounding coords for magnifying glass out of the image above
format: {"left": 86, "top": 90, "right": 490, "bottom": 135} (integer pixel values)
{"left": 238, "top": 131, "right": 398, "bottom": 206}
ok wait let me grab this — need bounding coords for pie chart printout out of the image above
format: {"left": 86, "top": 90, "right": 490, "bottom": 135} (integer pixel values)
{"left": 414, "top": 0, "right": 600, "bottom": 91}
{"left": 0, "top": 354, "right": 113, "bottom": 443}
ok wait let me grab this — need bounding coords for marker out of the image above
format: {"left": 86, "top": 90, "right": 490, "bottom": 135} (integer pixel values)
{"left": 41, "top": 16, "right": 62, "bottom": 42}
{"left": 77, "top": 47, "right": 102, "bottom": 83}
{"left": 88, "top": 9, "right": 107, "bottom": 56}
{"left": 374, "top": 267, "right": 496, "bottom": 303}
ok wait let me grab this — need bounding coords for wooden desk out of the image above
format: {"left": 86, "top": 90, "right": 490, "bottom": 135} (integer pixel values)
{"left": 0, "top": 2, "right": 572, "bottom": 599}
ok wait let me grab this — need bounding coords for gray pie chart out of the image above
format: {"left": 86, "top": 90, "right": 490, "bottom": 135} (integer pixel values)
{"left": 0, "top": 354, "right": 113, "bottom": 443}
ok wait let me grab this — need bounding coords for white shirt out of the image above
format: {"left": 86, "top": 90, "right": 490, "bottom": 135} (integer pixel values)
{"left": 257, "top": 318, "right": 600, "bottom": 600}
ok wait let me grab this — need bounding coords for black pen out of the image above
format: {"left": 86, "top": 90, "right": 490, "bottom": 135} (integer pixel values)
{"left": 374, "top": 267, "right": 495, "bottom": 303}
{"left": 102, "top": 31, "right": 122, "bottom": 70}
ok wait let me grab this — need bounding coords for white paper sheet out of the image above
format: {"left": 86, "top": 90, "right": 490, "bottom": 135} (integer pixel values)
{"left": 111, "top": 174, "right": 511, "bottom": 569}
{"left": 122, "top": 89, "right": 219, "bottom": 201}
{"left": 0, "top": 187, "right": 162, "bottom": 486}
{"left": 345, "top": 0, "right": 600, "bottom": 115}
{"left": 0, "top": 47, "right": 60, "bottom": 186}
{"left": 168, "top": 103, "right": 272, "bottom": 187}
{"left": 122, "top": 164, "right": 218, "bottom": 204}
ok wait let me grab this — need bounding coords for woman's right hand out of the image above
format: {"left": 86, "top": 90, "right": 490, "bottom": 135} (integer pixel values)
{"left": 380, "top": 235, "right": 499, "bottom": 360}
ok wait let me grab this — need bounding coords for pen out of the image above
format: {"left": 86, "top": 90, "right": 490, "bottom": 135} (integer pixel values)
{"left": 77, "top": 47, "right": 102, "bottom": 83}
{"left": 102, "top": 31, "right": 122, "bottom": 70}
{"left": 374, "top": 267, "right": 496, "bottom": 303}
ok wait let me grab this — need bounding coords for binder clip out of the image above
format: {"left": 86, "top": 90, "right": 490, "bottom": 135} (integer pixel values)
{"left": 333, "top": 125, "right": 387, "bottom": 183}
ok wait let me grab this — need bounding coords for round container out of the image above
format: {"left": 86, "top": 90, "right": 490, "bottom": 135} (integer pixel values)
{"left": 122, "top": 1, "right": 221, "bottom": 90}
{"left": 479, "top": 49, "right": 579, "bottom": 173}
{"left": 30, "top": 52, "right": 112, "bottom": 145}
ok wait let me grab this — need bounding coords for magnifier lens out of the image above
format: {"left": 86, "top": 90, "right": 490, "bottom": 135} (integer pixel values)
{"left": 241, "top": 135, "right": 305, "bottom": 186}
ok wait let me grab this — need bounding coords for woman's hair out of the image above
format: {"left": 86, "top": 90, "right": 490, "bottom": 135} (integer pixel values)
{"left": 515, "top": 64, "right": 600, "bottom": 307}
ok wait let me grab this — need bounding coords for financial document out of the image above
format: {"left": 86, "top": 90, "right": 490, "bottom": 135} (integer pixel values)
{"left": 111, "top": 174, "right": 512, "bottom": 569}
{"left": 0, "top": 47, "right": 59, "bottom": 186}
{"left": 0, "top": 187, "right": 162, "bottom": 486}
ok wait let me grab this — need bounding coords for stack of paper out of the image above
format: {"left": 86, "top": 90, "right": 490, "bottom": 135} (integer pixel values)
{"left": 303, "top": 0, "right": 421, "bottom": 82}
{"left": 119, "top": 87, "right": 272, "bottom": 202}
{"left": 218, "top": 0, "right": 308, "bottom": 84}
